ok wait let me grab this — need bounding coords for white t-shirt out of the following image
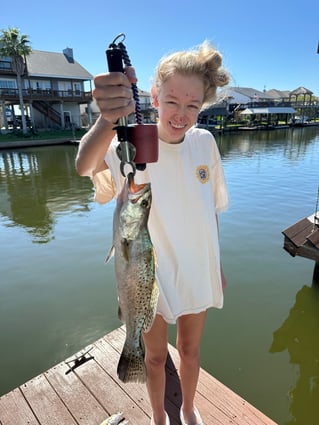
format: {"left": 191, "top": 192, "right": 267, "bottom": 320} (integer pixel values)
{"left": 93, "top": 126, "right": 229, "bottom": 324}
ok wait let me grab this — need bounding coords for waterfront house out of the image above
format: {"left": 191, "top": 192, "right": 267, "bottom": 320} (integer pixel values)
{"left": 80, "top": 87, "right": 156, "bottom": 126}
{"left": 198, "top": 85, "right": 318, "bottom": 129}
{"left": 0, "top": 48, "right": 93, "bottom": 130}
{"left": 198, "top": 87, "right": 275, "bottom": 126}
{"left": 265, "top": 89, "right": 291, "bottom": 102}
{"left": 220, "top": 87, "right": 274, "bottom": 105}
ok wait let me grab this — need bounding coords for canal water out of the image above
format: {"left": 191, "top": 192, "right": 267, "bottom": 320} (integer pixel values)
{"left": 0, "top": 127, "right": 318, "bottom": 425}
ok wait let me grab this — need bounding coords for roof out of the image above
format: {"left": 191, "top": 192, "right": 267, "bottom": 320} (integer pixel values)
{"left": 138, "top": 88, "right": 151, "bottom": 97}
{"left": 241, "top": 107, "right": 296, "bottom": 114}
{"left": 290, "top": 86, "right": 313, "bottom": 96}
{"left": 200, "top": 103, "right": 228, "bottom": 116}
{"left": 226, "top": 87, "right": 274, "bottom": 100}
{"left": 265, "top": 89, "right": 291, "bottom": 99}
{"left": 26, "top": 50, "right": 93, "bottom": 80}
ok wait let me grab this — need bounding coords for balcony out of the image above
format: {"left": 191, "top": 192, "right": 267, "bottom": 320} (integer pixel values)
{"left": 0, "top": 88, "right": 92, "bottom": 103}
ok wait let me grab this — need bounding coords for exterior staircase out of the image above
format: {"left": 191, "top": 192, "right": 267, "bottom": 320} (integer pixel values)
{"left": 33, "top": 100, "right": 62, "bottom": 126}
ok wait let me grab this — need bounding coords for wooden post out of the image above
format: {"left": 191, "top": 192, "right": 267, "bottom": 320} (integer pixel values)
{"left": 1, "top": 100, "right": 8, "bottom": 130}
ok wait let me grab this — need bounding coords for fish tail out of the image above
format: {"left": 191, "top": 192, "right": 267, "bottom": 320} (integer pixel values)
{"left": 117, "top": 343, "right": 146, "bottom": 383}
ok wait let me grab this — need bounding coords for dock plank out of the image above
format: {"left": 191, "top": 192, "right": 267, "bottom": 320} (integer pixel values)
{"left": 102, "top": 326, "right": 185, "bottom": 423}
{"left": 0, "top": 327, "right": 278, "bottom": 425}
{"left": 290, "top": 225, "right": 313, "bottom": 246}
{"left": 168, "top": 341, "right": 276, "bottom": 425}
{"left": 20, "top": 374, "right": 78, "bottom": 425}
{"left": 307, "top": 228, "right": 319, "bottom": 249}
{"left": 106, "top": 327, "right": 277, "bottom": 425}
{"left": 282, "top": 217, "right": 311, "bottom": 240}
{"left": 72, "top": 344, "right": 148, "bottom": 425}
{"left": 45, "top": 362, "right": 108, "bottom": 425}
{"left": 0, "top": 388, "right": 40, "bottom": 425}
{"left": 94, "top": 332, "right": 181, "bottom": 424}
{"left": 93, "top": 336, "right": 152, "bottom": 414}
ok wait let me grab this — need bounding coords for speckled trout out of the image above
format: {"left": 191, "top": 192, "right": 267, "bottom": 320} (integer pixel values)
{"left": 106, "top": 176, "right": 158, "bottom": 383}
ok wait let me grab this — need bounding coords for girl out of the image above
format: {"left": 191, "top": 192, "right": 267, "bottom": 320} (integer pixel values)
{"left": 76, "top": 41, "right": 230, "bottom": 425}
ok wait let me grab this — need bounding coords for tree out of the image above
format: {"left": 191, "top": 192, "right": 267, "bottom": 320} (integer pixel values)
{"left": 0, "top": 27, "right": 32, "bottom": 134}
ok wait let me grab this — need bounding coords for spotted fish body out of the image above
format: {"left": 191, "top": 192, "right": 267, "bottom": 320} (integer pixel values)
{"left": 107, "top": 176, "right": 158, "bottom": 383}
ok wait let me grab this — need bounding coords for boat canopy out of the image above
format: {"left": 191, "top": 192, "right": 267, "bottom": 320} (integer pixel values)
{"left": 240, "top": 107, "right": 296, "bottom": 115}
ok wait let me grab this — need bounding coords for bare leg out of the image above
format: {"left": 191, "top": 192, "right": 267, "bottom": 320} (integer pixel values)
{"left": 143, "top": 314, "right": 168, "bottom": 425}
{"left": 177, "top": 311, "right": 207, "bottom": 425}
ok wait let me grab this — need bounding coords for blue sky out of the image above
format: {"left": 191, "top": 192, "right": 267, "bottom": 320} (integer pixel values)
{"left": 2, "top": 0, "right": 319, "bottom": 95}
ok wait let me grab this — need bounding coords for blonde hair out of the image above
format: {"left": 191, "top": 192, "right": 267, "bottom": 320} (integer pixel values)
{"left": 153, "top": 41, "right": 230, "bottom": 105}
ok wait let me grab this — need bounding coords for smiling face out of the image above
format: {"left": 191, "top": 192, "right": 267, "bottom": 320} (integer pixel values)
{"left": 152, "top": 73, "right": 204, "bottom": 144}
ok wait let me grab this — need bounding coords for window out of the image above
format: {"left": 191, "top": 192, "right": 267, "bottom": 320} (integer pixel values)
{"left": 0, "top": 79, "right": 17, "bottom": 95}
{"left": 0, "top": 56, "right": 12, "bottom": 71}
{"left": 0, "top": 59, "right": 12, "bottom": 70}
{"left": 58, "top": 81, "right": 72, "bottom": 96}
{"left": 73, "top": 82, "right": 81, "bottom": 95}
{"left": 0, "top": 79, "right": 16, "bottom": 89}
{"left": 29, "top": 80, "right": 51, "bottom": 90}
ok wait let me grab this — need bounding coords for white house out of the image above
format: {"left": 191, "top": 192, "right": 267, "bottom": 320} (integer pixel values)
{"left": 0, "top": 48, "right": 93, "bottom": 130}
{"left": 218, "top": 87, "right": 275, "bottom": 105}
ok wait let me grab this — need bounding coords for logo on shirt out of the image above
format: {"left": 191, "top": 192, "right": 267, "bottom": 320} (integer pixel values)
{"left": 196, "top": 165, "right": 210, "bottom": 183}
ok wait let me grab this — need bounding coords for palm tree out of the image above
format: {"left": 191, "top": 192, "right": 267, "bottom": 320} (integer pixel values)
{"left": 0, "top": 27, "right": 32, "bottom": 134}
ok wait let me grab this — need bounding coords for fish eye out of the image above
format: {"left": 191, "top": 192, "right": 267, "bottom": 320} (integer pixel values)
{"left": 141, "top": 200, "right": 149, "bottom": 208}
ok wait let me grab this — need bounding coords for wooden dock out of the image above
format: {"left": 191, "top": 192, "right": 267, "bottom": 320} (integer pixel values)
{"left": 0, "top": 139, "right": 75, "bottom": 150}
{"left": 0, "top": 327, "right": 277, "bottom": 425}
{"left": 282, "top": 212, "right": 319, "bottom": 262}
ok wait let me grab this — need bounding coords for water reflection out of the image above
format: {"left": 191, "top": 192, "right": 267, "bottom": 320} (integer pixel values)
{"left": 270, "top": 281, "right": 319, "bottom": 425}
{"left": 0, "top": 145, "right": 93, "bottom": 243}
{"left": 217, "top": 126, "right": 319, "bottom": 161}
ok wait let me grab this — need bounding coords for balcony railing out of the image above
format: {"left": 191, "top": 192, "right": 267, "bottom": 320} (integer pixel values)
{"left": 0, "top": 87, "right": 92, "bottom": 102}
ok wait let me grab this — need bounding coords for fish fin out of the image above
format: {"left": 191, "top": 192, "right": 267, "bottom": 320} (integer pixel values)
{"left": 105, "top": 246, "right": 115, "bottom": 264}
{"left": 118, "top": 305, "right": 124, "bottom": 323}
{"left": 120, "top": 239, "right": 130, "bottom": 262}
{"left": 117, "top": 342, "right": 146, "bottom": 383}
{"left": 143, "top": 280, "right": 159, "bottom": 333}
{"left": 153, "top": 247, "right": 158, "bottom": 267}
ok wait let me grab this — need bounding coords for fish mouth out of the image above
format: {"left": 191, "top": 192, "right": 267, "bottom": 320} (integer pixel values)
{"left": 128, "top": 179, "right": 151, "bottom": 206}
{"left": 129, "top": 178, "right": 150, "bottom": 194}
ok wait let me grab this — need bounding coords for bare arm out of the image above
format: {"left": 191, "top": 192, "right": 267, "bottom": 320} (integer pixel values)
{"left": 76, "top": 116, "right": 115, "bottom": 177}
{"left": 75, "top": 68, "right": 137, "bottom": 178}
